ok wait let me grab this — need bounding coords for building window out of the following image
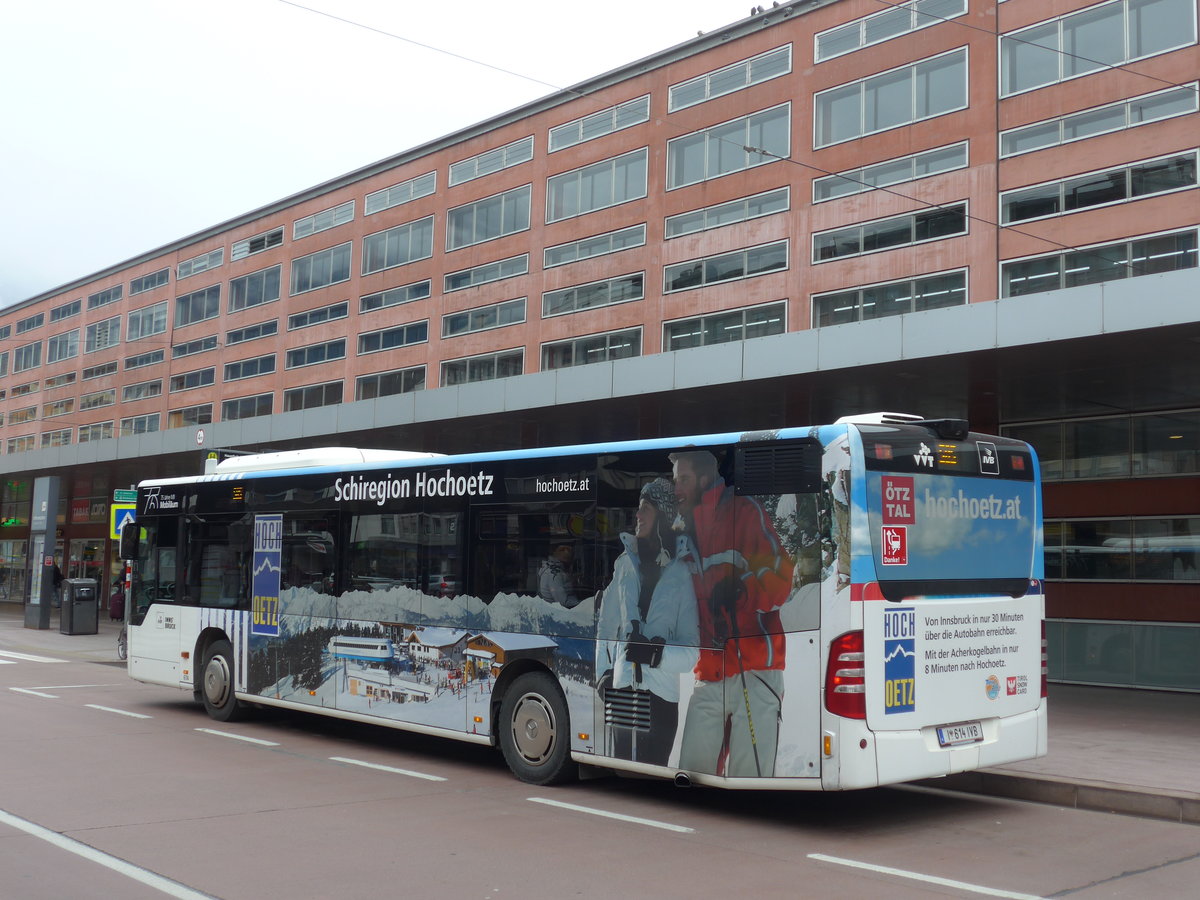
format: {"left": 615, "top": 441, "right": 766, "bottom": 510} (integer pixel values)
{"left": 546, "top": 148, "right": 647, "bottom": 223}
{"left": 172, "top": 335, "right": 218, "bottom": 359}
{"left": 168, "top": 367, "right": 215, "bottom": 393}
{"left": 441, "top": 349, "right": 524, "bottom": 386}
{"left": 83, "top": 361, "right": 117, "bottom": 380}
{"left": 224, "top": 354, "right": 276, "bottom": 381}
{"left": 45, "top": 373, "right": 75, "bottom": 389}
{"left": 545, "top": 224, "right": 646, "bottom": 268}
{"left": 283, "top": 381, "right": 343, "bottom": 411}
{"left": 177, "top": 248, "right": 224, "bottom": 280}
{"left": 442, "top": 298, "right": 526, "bottom": 338}
{"left": 668, "top": 44, "right": 791, "bottom": 111}
{"left": 50, "top": 299, "right": 81, "bottom": 322}
{"left": 231, "top": 227, "right": 283, "bottom": 261}
{"left": 813, "top": 203, "right": 967, "bottom": 262}
{"left": 285, "top": 339, "right": 347, "bottom": 369}
{"left": 357, "top": 323, "right": 428, "bottom": 355}
{"left": 87, "top": 285, "right": 122, "bottom": 310}
{"left": 175, "top": 285, "right": 221, "bottom": 327}
{"left": 1042, "top": 517, "right": 1200, "bottom": 581}
{"left": 364, "top": 171, "right": 436, "bottom": 215}
{"left": 10, "top": 384, "right": 37, "bottom": 399}
{"left": 293, "top": 200, "right": 355, "bottom": 240}
{"left": 222, "top": 393, "right": 274, "bottom": 421}
{"left": 664, "top": 241, "right": 787, "bottom": 293}
{"left": 542, "top": 272, "right": 644, "bottom": 318}
{"left": 78, "top": 422, "right": 114, "bottom": 443}
{"left": 816, "top": 0, "right": 967, "bottom": 62}
{"left": 1005, "top": 409, "right": 1200, "bottom": 482}
{"left": 126, "top": 379, "right": 162, "bottom": 403}
{"left": 85, "top": 316, "right": 121, "bottom": 353}
{"left": 230, "top": 265, "right": 282, "bottom": 312}
{"left": 813, "top": 143, "right": 967, "bottom": 203}
{"left": 664, "top": 301, "right": 786, "bottom": 351}
{"left": 1001, "top": 85, "right": 1199, "bottom": 157}
{"left": 815, "top": 48, "right": 966, "bottom": 148}
{"left": 447, "top": 184, "right": 531, "bottom": 251}
{"left": 47, "top": 330, "right": 79, "bottom": 364}
{"left": 449, "top": 136, "right": 534, "bottom": 186}
{"left": 10, "top": 407, "right": 37, "bottom": 425}
{"left": 127, "top": 301, "right": 168, "bottom": 342}
{"left": 549, "top": 95, "right": 650, "bottom": 152}
{"left": 119, "top": 413, "right": 159, "bottom": 436}
{"left": 1001, "top": 152, "right": 1197, "bottom": 224}
{"left": 0, "top": 351, "right": 7, "bottom": 378}
{"left": 130, "top": 267, "right": 170, "bottom": 295}
{"left": 444, "top": 255, "right": 528, "bottom": 293}
{"left": 289, "top": 301, "right": 349, "bottom": 330}
{"left": 226, "top": 320, "right": 278, "bottom": 346}
{"left": 362, "top": 217, "right": 433, "bottom": 276}
{"left": 291, "top": 242, "right": 351, "bottom": 295}
{"left": 16, "top": 313, "right": 44, "bottom": 334}
{"left": 542, "top": 328, "right": 641, "bottom": 370}
{"left": 355, "top": 366, "right": 426, "bottom": 400}
{"left": 667, "top": 104, "right": 790, "bottom": 190}
{"left": 125, "top": 349, "right": 165, "bottom": 370}
{"left": 80, "top": 389, "right": 116, "bottom": 410}
{"left": 813, "top": 271, "right": 967, "bottom": 327}
{"left": 360, "top": 279, "right": 432, "bottom": 313}
{"left": 6, "top": 436, "right": 36, "bottom": 454}
{"left": 41, "top": 428, "right": 72, "bottom": 448}
{"left": 665, "top": 189, "right": 788, "bottom": 240}
{"left": 1001, "top": 0, "right": 1197, "bottom": 97}
{"left": 168, "top": 404, "right": 213, "bottom": 429}
{"left": 1002, "top": 229, "right": 1198, "bottom": 296}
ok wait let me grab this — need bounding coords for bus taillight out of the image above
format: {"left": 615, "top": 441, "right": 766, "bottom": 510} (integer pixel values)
{"left": 825, "top": 631, "right": 866, "bottom": 719}
{"left": 1041, "top": 621, "right": 1048, "bottom": 699}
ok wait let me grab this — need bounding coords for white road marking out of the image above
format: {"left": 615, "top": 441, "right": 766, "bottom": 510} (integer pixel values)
{"left": 0, "top": 807, "right": 218, "bottom": 900}
{"left": 85, "top": 704, "right": 152, "bottom": 719}
{"left": 807, "top": 853, "right": 1045, "bottom": 899}
{"left": 329, "top": 756, "right": 447, "bottom": 781}
{"left": 194, "top": 728, "right": 279, "bottom": 746}
{"left": 10, "top": 687, "right": 59, "bottom": 698}
{"left": 0, "top": 650, "right": 67, "bottom": 663}
{"left": 528, "top": 797, "right": 695, "bottom": 833}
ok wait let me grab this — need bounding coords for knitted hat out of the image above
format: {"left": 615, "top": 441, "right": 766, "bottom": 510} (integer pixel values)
{"left": 639, "top": 477, "right": 677, "bottom": 523}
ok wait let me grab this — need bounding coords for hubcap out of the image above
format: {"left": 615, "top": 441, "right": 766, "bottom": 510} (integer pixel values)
{"left": 204, "top": 654, "right": 231, "bottom": 708}
{"left": 511, "top": 692, "right": 555, "bottom": 765}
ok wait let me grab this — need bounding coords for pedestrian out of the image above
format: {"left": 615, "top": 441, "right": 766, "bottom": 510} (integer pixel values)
{"left": 52, "top": 563, "right": 64, "bottom": 608}
{"left": 595, "top": 478, "right": 699, "bottom": 765}
{"left": 671, "top": 449, "right": 793, "bottom": 778}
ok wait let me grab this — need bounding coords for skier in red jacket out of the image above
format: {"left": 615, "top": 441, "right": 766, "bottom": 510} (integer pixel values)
{"left": 671, "top": 449, "right": 792, "bottom": 778}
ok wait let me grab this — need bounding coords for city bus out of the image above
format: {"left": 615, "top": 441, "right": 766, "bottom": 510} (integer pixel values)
{"left": 120, "top": 414, "right": 1046, "bottom": 789}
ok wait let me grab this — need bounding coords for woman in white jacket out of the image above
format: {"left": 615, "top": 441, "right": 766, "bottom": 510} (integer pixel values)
{"left": 596, "top": 478, "right": 700, "bottom": 765}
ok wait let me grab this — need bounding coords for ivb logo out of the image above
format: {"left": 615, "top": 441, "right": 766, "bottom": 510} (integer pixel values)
{"left": 883, "top": 607, "right": 916, "bottom": 714}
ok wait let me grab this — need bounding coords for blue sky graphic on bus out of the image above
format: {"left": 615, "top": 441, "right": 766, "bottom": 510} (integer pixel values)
{"left": 861, "top": 473, "right": 1039, "bottom": 583}
{"left": 883, "top": 606, "right": 917, "bottom": 714}
{"left": 252, "top": 514, "right": 282, "bottom": 636}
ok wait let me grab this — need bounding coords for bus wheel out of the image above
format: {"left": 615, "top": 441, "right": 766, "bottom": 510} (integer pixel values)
{"left": 201, "top": 639, "right": 243, "bottom": 722}
{"left": 498, "top": 672, "right": 575, "bottom": 785}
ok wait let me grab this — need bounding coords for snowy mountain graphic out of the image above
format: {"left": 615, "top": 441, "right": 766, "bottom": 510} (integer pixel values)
{"left": 883, "top": 642, "right": 916, "bottom": 663}
{"left": 253, "top": 556, "right": 282, "bottom": 578}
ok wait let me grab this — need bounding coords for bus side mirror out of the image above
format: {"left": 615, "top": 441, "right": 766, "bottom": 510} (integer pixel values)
{"left": 119, "top": 520, "right": 143, "bottom": 560}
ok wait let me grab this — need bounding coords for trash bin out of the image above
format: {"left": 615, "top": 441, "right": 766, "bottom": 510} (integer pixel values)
{"left": 60, "top": 578, "right": 99, "bottom": 635}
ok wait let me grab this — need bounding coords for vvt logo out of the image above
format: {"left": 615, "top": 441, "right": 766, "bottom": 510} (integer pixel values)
{"left": 914, "top": 442, "right": 935, "bottom": 467}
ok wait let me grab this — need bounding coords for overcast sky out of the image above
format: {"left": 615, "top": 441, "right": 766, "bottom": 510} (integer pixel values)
{"left": 0, "top": 0, "right": 749, "bottom": 308}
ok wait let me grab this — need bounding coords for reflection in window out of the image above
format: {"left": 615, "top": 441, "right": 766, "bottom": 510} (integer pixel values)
{"left": 1046, "top": 517, "right": 1200, "bottom": 581}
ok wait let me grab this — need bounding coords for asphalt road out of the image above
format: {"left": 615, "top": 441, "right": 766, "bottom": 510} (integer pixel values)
{"left": 2, "top": 651, "right": 1198, "bottom": 900}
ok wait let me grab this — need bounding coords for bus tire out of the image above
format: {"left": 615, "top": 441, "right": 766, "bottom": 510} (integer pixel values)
{"left": 201, "top": 639, "right": 243, "bottom": 722}
{"left": 498, "top": 671, "right": 575, "bottom": 785}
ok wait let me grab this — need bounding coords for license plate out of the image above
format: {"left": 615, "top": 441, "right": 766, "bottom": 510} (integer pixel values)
{"left": 936, "top": 721, "right": 983, "bottom": 747}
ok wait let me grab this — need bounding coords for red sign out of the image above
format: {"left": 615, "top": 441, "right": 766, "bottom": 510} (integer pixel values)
{"left": 881, "top": 476, "right": 916, "bottom": 524}
{"left": 881, "top": 526, "right": 908, "bottom": 566}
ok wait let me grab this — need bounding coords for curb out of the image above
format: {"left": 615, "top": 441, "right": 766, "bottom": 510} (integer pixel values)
{"left": 917, "top": 770, "right": 1200, "bottom": 826}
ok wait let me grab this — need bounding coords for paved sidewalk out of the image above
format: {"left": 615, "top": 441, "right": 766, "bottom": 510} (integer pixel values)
{"left": 2, "top": 605, "right": 1197, "bottom": 823}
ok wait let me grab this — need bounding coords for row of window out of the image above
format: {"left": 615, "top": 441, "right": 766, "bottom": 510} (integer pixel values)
{"left": 4, "top": 223, "right": 1197, "bottom": 388}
